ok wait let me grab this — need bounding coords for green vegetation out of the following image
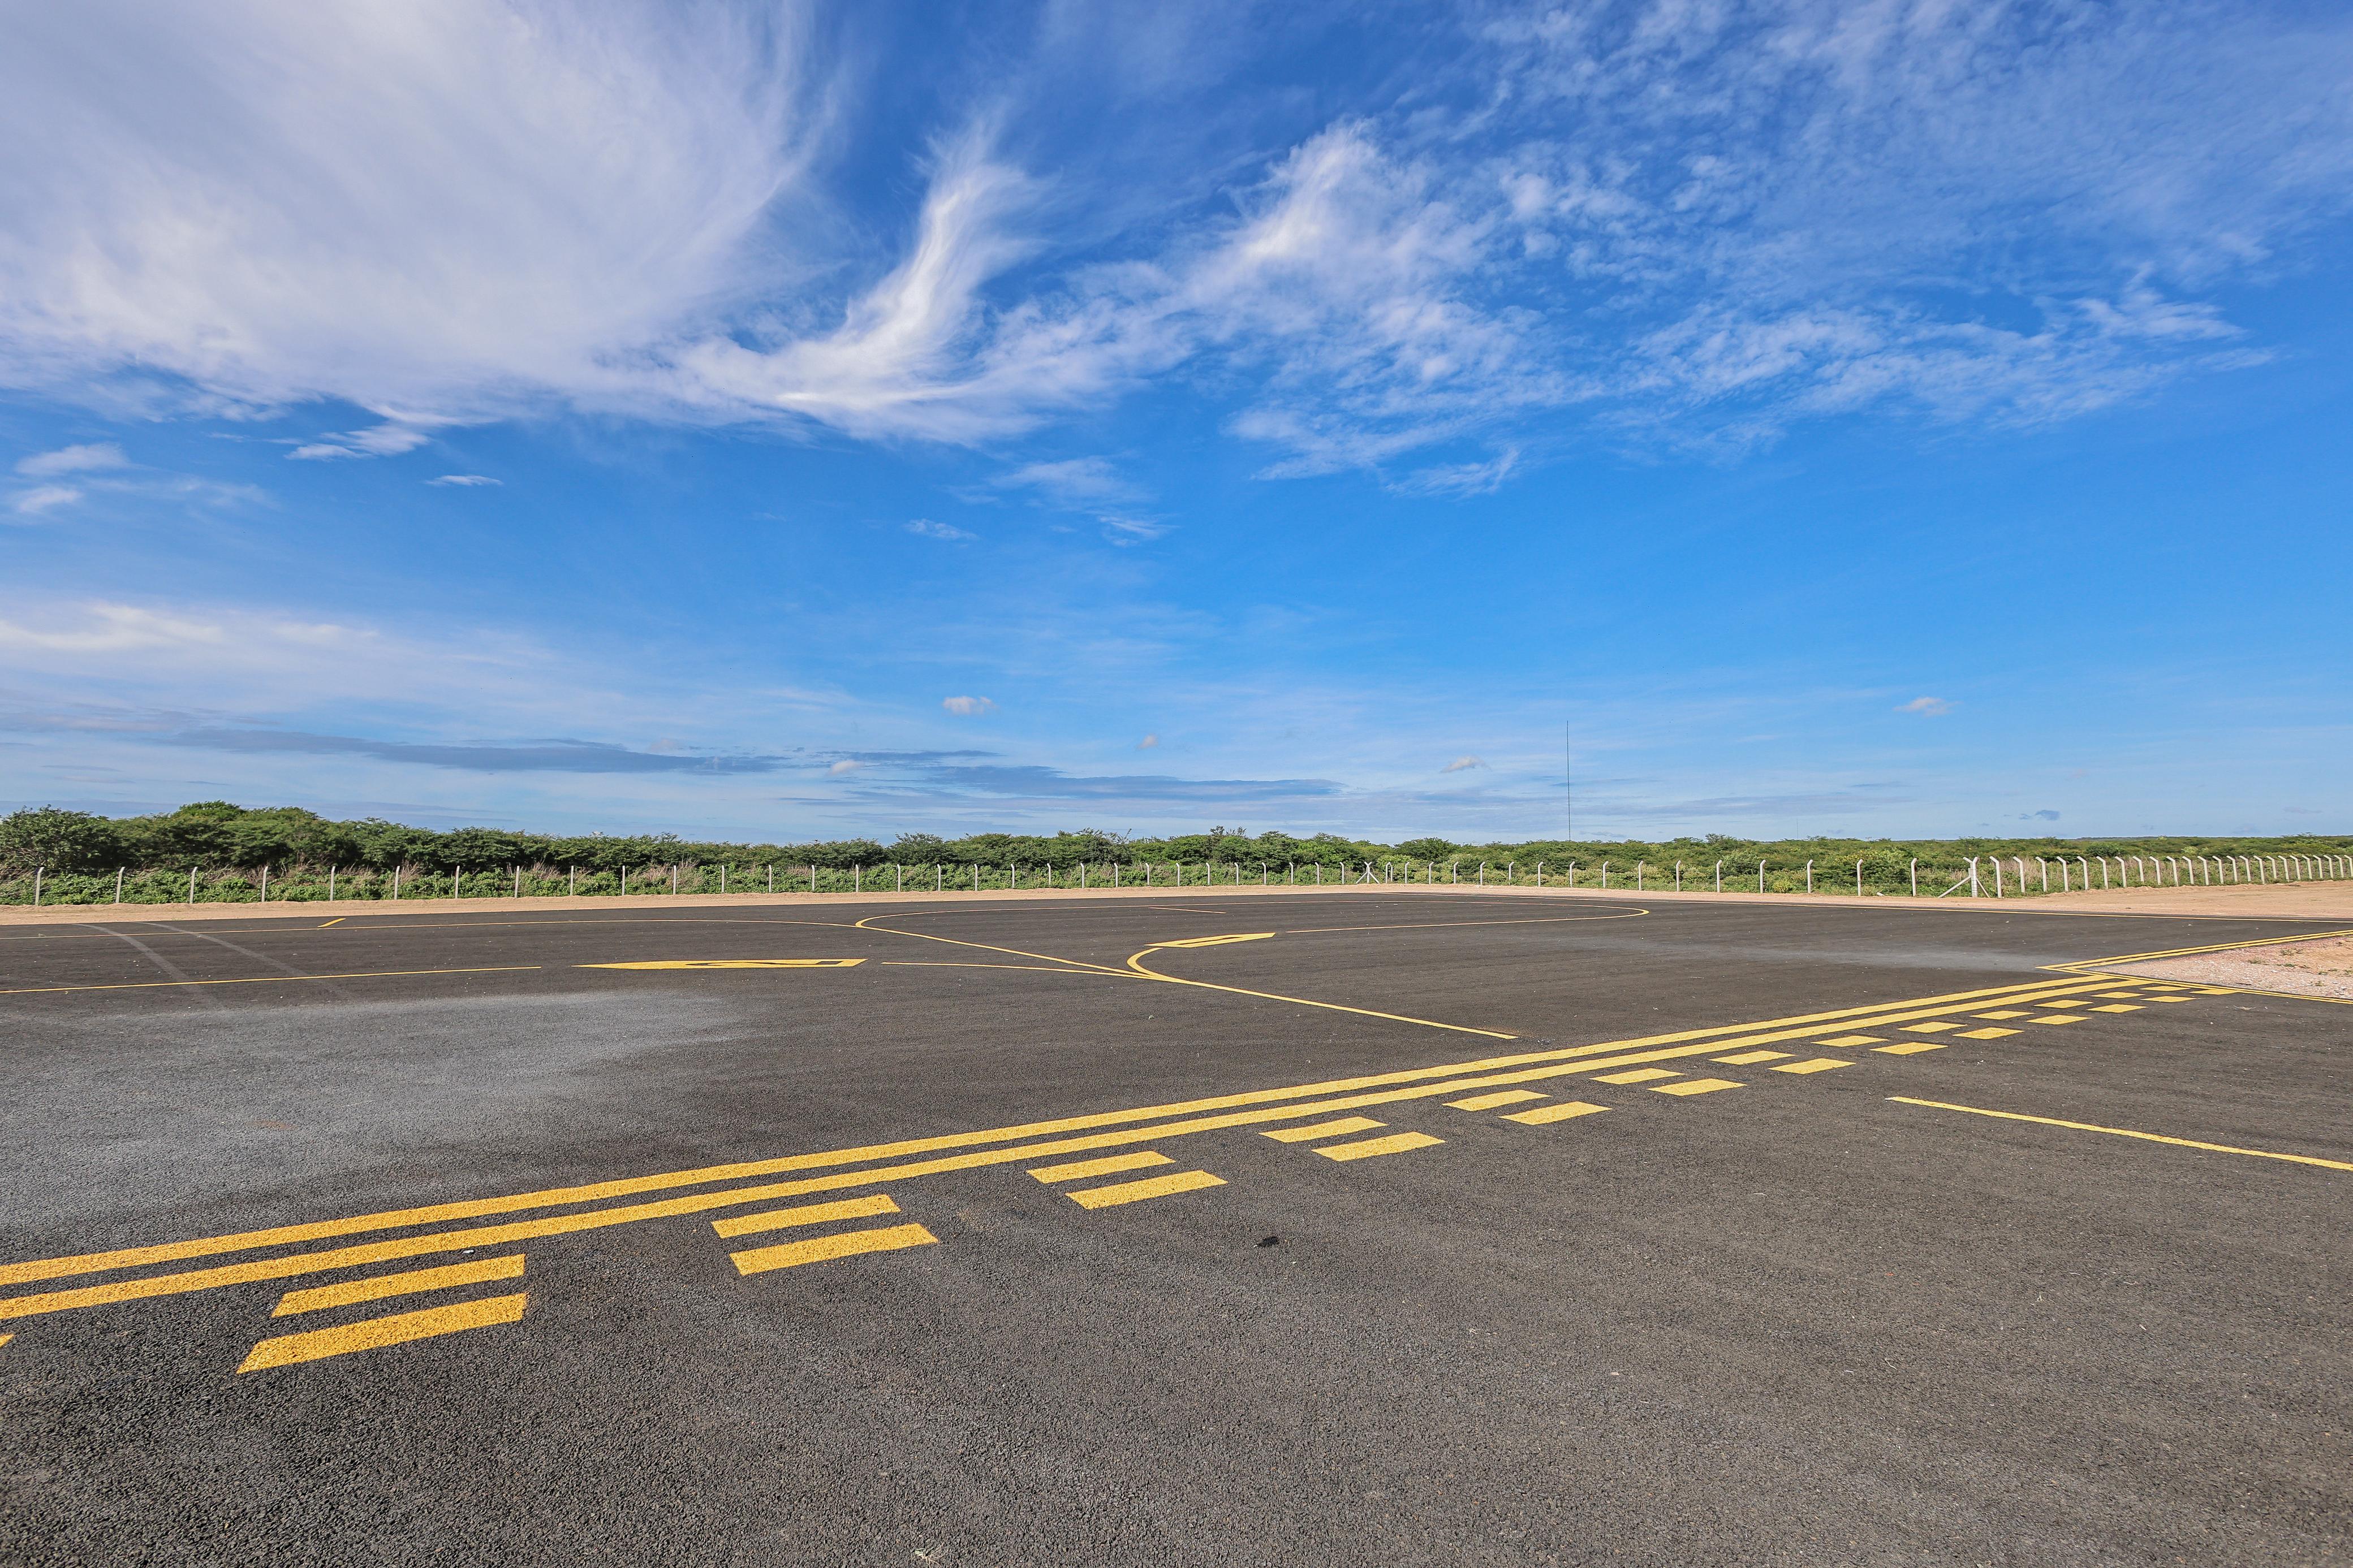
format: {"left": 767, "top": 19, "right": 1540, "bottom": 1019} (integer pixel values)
{"left": 0, "top": 802, "right": 2345, "bottom": 905}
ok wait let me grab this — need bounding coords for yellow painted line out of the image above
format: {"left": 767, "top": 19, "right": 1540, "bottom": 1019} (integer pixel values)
{"left": 1975, "top": 1010, "right": 2031, "bottom": 1020}
{"left": 1887, "top": 1098, "right": 2353, "bottom": 1173}
{"left": 711, "top": 1194, "right": 898, "bottom": 1239}
{"left": 238, "top": 1293, "right": 526, "bottom": 1373}
{"left": 2095, "top": 992, "right": 2144, "bottom": 999}
{"left": 1315, "top": 1131, "right": 1443, "bottom": 1162}
{"left": 1816, "top": 1035, "right": 1884, "bottom": 1047}
{"left": 1651, "top": 1078, "right": 1742, "bottom": 1096}
{"left": 731, "top": 1224, "right": 938, "bottom": 1277}
{"left": 1066, "top": 1169, "right": 1226, "bottom": 1208}
{"left": 2029, "top": 1014, "right": 2086, "bottom": 1025}
{"left": 1957, "top": 1027, "right": 2017, "bottom": 1039}
{"left": 317, "top": 917, "right": 346, "bottom": 928}
{"left": 0, "top": 1333, "right": 11, "bottom": 1348}
{"left": 1123, "top": 947, "right": 1519, "bottom": 1039}
{"left": 582, "top": 958, "right": 866, "bottom": 970}
{"left": 1279, "top": 912, "right": 1648, "bottom": 935}
{"left": 272, "top": 1255, "right": 523, "bottom": 1317}
{"left": 1503, "top": 1101, "right": 1608, "bottom": 1126}
{"left": 1444, "top": 1089, "right": 1546, "bottom": 1111}
{"left": 0, "top": 974, "right": 2130, "bottom": 1298}
{"left": 1, "top": 988, "right": 2134, "bottom": 1319}
{"left": 1772, "top": 1059, "right": 1850, "bottom": 1075}
{"left": 2148, "top": 996, "right": 2196, "bottom": 1003}
{"left": 1714, "top": 1049, "right": 1790, "bottom": 1065}
{"left": 0, "top": 965, "right": 541, "bottom": 999}
{"left": 1261, "top": 1117, "right": 1384, "bottom": 1143}
{"left": 1149, "top": 933, "right": 1275, "bottom": 949}
{"left": 1903, "top": 1022, "right": 1960, "bottom": 1034}
{"left": 1594, "top": 1068, "right": 1679, "bottom": 1085}
{"left": 1874, "top": 1042, "right": 1945, "bottom": 1055}
{"left": 1028, "top": 1151, "right": 1171, "bottom": 1183}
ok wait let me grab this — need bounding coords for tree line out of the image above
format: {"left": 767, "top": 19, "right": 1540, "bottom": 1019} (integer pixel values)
{"left": 2, "top": 801, "right": 2344, "bottom": 879}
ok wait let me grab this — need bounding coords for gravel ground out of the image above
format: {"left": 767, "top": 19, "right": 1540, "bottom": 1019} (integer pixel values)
{"left": 2115, "top": 934, "right": 2353, "bottom": 999}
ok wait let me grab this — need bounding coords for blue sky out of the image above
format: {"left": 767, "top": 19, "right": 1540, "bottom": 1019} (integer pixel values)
{"left": 3, "top": 1, "right": 2350, "bottom": 843}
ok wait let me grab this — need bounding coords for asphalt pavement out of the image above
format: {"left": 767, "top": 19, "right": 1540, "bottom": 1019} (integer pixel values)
{"left": 1, "top": 893, "right": 2346, "bottom": 1566}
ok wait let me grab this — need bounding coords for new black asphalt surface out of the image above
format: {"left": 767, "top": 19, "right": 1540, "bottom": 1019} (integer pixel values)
{"left": 1, "top": 893, "right": 2347, "bottom": 1566}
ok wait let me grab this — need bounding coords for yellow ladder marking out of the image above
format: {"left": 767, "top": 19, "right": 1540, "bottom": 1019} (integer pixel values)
{"left": 2148, "top": 996, "right": 2196, "bottom": 1003}
{"left": 1714, "top": 1049, "right": 1790, "bottom": 1065}
{"left": 1874, "top": 1042, "right": 1945, "bottom": 1055}
{"left": 1651, "top": 1078, "right": 1742, "bottom": 1096}
{"left": 272, "top": 1255, "right": 523, "bottom": 1317}
{"left": 2094, "top": 992, "right": 2143, "bottom": 999}
{"left": 731, "top": 1224, "right": 937, "bottom": 1277}
{"left": 2029, "top": 1014, "right": 2086, "bottom": 1026}
{"left": 1888, "top": 1097, "right": 2353, "bottom": 1172}
{"left": 239, "top": 1293, "right": 525, "bottom": 1373}
{"left": 712, "top": 1194, "right": 898, "bottom": 1239}
{"left": 1029, "top": 1151, "right": 1171, "bottom": 1183}
{"left": 1261, "top": 1117, "right": 1384, "bottom": 1143}
{"left": 583, "top": 958, "right": 865, "bottom": 970}
{"left": 1594, "top": 1068, "right": 1678, "bottom": 1084}
{"left": 1315, "top": 1131, "right": 1442, "bottom": 1162}
{"left": 1066, "top": 1170, "right": 1226, "bottom": 1208}
{"left": 1445, "top": 1089, "right": 1546, "bottom": 1112}
{"left": 1502, "top": 1101, "right": 1608, "bottom": 1126}
{"left": 1772, "top": 1059, "right": 1850, "bottom": 1075}
{"left": 1816, "top": 1035, "right": 1884, "bottom": 1047}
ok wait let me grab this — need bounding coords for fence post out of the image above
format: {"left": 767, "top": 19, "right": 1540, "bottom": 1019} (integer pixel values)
{"left": 1991, "top": 858, "right": 2002, "bottom": 897}
{"left": 1637, "top": 861, "right": 1644, "bottom": 891}
{"left": 1856, "top": 859, "right": 1863, "bottom": 896}
{"left": 259, "top": 865, "right": 267, "bottom": 903}
{"left": 32, "top": 866, "right": 40, "bottom": 908}
{"left": 1910, "top": 857, "right": 1918, "bottom": 897}
{"left": 1804, "top": 861, "right": 1812, "bottom": 894}
{"left": 1969, "top": 858, "right": 1980, "bottom": 897}
{"left": 192, "top": 866, "right": 200, "bottom": 903}
{"left": 1716, "top": 860, "right": 1723, "bottom": 892}
{"left": 1757, "top": 861, "right": 1764, "bottom": 892}
{"left": 1675, "top": 862, "right": 1683, "bottom": 892}
{"left": 117, "top": 866, "right": 126, "bottom": 905}
{"left": 1602, "top": 861, "right": 1609, "bottom": 889}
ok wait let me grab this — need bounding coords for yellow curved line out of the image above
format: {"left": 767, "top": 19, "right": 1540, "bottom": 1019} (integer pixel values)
{"left": 1121, "top": 948, "right": 1516, "bottom": 1039}
{"left": 1279, "top": 910, "right": 1649, "bottom": 935}
{"left": 850, "top": 913, "right": 1133, "bottom": 977}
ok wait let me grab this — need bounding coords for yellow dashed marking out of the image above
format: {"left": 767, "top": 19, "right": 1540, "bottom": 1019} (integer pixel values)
{"left": 2148, "top": 996, "right": 2197, "bottom": 1003}
{"left": 239, "top": 1293, "right": 526, "bottom": 1373}
{"left": 1503, "top": 1101, "right": 1609, "bottom": 1125}
{"left": 272, "top": 1255, "right": 523, "bottom": 1318}
{"left": 1771, "top": 1059, "right": 1850, "bottom": 1075}
{"left": 1957, "top": 1027, "right": 2018, "bottom": 1040}
{"left": 1714, "top": 1049, "right": 1790, "bottom": 1065}
{"left": 731, "top": 1224, "right": 938, "bottom": 1276}
{"left": 1445, "top": 1089, "right": 1546, "bottom": 1111}
{"left": 2029, "top": 1014, "right": 2087, "bottom": 1026}
{"left": 1066, "top": 1169, "right": 1226, "bottom": 1208}
{"left": 1315, "top": 1131, "right": 1443, "bottom": 1161}
{"left": 1650, "top": 1078, "right": 1742, "bottom": 1096}
{"left": 1028, "top": 1151, "right": 1173, "bottom": 1183}
{"left": 1594, "top": 1068, "right": 1679, "bottom": 1085}
{"left": 2089, "top": 1004, "right": 2142, "bottom": 1013}
{"left": 1816, "top": 1035, "right": 1884, "bottom": 1048}
{"left": 1261, "top": 1117, "right": 1384, "bottom": 1143}
{"left": 1903, "top": 1022, "right": 1961, "bottom": 1034}
{"left": 1874, "top": 1042, "right": 1946, "bottom": 1055}
{"left": 712, "top": 1194, "right": 902, "bottom": 1239}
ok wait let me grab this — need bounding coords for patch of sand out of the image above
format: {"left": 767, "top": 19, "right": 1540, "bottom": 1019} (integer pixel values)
{"left": 2113, "top": 935, "right": 2353, "bottom": 1001}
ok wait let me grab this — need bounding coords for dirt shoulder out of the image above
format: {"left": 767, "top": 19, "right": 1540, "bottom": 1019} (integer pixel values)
{"left": 2110, "top": 934, "right": 2353, "bottom": 1001}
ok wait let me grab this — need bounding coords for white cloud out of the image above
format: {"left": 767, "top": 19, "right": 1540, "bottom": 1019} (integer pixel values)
{"left": 428, "top": 474, "right": 501, "bottom": 487}
{"left": 10, "top": 483, "right": 83, "bottom": 516}
{"left": 0, "top": 2, "right": 809, "bottom": 418}
{"left": 289, "top": 421, "right": 441, "bottom": 461}
{"left": 826, "top": 758, "right": 866, "bottom": 776}
{"left": 16, "top": 442, "right": 127, "bottom": 477}
{"left": 941, "top": 694, "right": 997, "bottom": 716}
{"left": 904, "top": 518, "right": 974, "bottom": 541}
{"left": 1441, "top": 755, "right": 1486, "bottom": 772}
{"left": 1897, "top": 697, "right": 1953, "bottom": 716}
{"left": 1, "top": 3, "right": 2345, "bottom": 476}
{"left": 1099, "top": 516, "right": 1170, "bottom": 546}
{"left": 1136, "top": 733, "right": 1158, "bottom": 749}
